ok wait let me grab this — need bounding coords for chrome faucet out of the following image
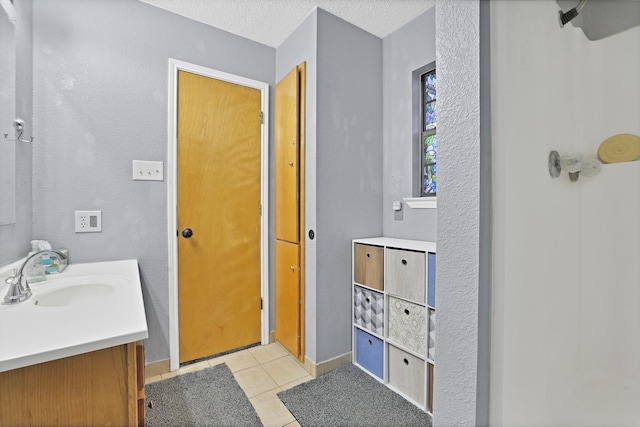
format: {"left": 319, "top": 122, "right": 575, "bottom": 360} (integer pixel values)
{"left": 2, "top": 250, "right": 69, "bottom": 305}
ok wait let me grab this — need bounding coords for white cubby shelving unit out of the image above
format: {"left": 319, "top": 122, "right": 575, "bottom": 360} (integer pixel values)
{"left": 351, "top": 237, "right": 436, "bottom": 414}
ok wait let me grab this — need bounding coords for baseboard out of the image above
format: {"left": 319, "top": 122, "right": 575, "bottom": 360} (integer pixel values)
{"left": 145, "top": 358, "right": 170, "bottom": 378}
{"left": 146, "top": 341, "right": 352, "bottom": 380}
{"left": 304, "top": 352, "right": 352, "bottom": 378}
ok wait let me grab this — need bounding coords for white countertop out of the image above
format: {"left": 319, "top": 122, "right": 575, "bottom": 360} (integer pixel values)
{"left": 0, "top": 259, "right": 148, "bottom": 373}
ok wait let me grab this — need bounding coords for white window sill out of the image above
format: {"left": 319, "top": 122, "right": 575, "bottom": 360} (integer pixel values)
{"left": 403, "top": 197, "right": 437, "bottom": 209}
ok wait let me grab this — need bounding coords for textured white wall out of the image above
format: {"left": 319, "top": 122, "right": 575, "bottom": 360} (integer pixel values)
{"left": 434, "top": 1, "right": 483, "bottom": 425}
{"left": 491, "top": 1, "right": 640, "bottom": 425}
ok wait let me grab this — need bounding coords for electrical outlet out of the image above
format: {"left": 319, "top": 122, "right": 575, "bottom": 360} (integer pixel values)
{"left": 393, "top": 201, "right": 403, "bottom": 221}
{"left": 75, "top": 210, "right": 102, "bottom": 233}
{"left": 133, "top": 160, "right": 164, "bottom": 181}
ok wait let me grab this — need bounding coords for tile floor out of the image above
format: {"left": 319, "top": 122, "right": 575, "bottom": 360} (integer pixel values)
{"left": 146, "top": 343, "right": 313, "bottom": 427}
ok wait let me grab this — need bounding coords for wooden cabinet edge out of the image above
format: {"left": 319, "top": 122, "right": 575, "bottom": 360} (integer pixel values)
{"left": 136, "top": 341, "right": 146, "bottom": 427}
{"left": 0, "top": 342, "right": 144, "bottom": 427}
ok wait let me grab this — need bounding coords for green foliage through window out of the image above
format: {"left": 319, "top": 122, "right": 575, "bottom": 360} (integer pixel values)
{"left": 422, "top": 70, "right": 436, "bottom": 196}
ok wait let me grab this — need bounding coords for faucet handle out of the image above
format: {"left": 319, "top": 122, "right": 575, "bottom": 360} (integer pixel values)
{"left": 4, "top": 269, "right": 17, "bottom": 284}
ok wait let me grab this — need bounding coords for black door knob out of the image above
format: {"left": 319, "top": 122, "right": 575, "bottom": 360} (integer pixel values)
{"left": 182, "top": 228, "right": 193, "bottom": 238}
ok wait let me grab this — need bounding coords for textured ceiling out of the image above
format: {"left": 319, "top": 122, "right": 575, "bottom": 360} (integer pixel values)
{"left": 139, "top": 0, "right": 435, "bottom": 48}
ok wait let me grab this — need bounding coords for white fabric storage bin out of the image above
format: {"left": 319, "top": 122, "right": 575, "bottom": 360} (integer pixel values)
{"left": 387, "top": 344, "right": 426, "bottom": 407}
{"left": 427, "top": 309, "right": 435, "bottom": 361}
{"left": 386, "top": 248, "right": 426, "bottom": 304}
{"left": 387, "top": 296, "right": 426, "bottom": 356}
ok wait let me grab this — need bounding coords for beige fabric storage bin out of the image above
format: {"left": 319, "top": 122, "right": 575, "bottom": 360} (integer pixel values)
{"left": 354, "top": 243, "right": 384, "bottom": 291}
{"left": 387, "top": 344, "right": 426, "bottom": 407}
{"left": 385, "top": 248, "right": 426, "bottom": 303}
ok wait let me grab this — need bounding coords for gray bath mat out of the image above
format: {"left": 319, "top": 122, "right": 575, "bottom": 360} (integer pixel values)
{"left": 278, "top": 363, "right": 431, "bottom": 426}
{"left": 145, "top": 363, "right": 262, "bottom": 426}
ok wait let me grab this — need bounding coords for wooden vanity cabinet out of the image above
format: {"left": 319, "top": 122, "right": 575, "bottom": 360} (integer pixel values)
{"left": 0, "top": 341, "right": 145, "bottom": 427}
{"left": 136, "top": 341, "right": 146, "bottom": 426}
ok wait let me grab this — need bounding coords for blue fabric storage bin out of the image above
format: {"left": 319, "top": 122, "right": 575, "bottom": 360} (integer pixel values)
{"left": 355, "top": 328, "right": 384, "bottom": 379}
{"left": 428, "top": 252, "right": 436, "bottom": 308}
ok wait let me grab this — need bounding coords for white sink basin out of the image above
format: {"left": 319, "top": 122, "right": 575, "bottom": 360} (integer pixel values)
{"left": 31, "top": 276, "right": 129, "bottom": 308}
{"left": 0, "top": 259, "right": 148, "bottom": 373}
{"left": 34, "top": 283, "right": 115, "bottom": 307}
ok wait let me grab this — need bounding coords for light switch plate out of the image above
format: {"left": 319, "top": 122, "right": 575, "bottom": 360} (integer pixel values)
{"left": 75, "top": 210, "right": 102, "bottom": 233}
{"left": 133, "top": 160, "right": 164, "bottom": 181}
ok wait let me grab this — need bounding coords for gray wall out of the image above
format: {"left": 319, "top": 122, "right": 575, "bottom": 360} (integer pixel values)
{"left": 434, "top": 0, "right": 488, "bottom": 425}
{"left": 31, "top": 0, "right": 275, "bottom": 363}
{"left": 5, "top": 1, "right": 498, "bottom": 422}
{"left": 0, "top": 0, "right": 32, "bottom": 265}
{"left": 275, "top": 8, "right": 383, "bottom": 364}
{"left": 315, "top": 9, "right": 383, "bottom": 362}
{"left": 382, "top": 8, "right": 437, "bottom": 241}
{"left": 18, "top": 0, "right": 442, "bottom": 371}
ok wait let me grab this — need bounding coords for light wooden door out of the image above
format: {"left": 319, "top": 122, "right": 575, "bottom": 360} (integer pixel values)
{"left": 274, "top": 63, "right": 305, "bottom": 360}
{"left": 274, "top": 66, "right": 300, "bottom": 243}
{"left": 177, "top": 70, "right": 262, "bottom": 363}
{"left": 275, "top": 239, "right": 300, "bottom": 356}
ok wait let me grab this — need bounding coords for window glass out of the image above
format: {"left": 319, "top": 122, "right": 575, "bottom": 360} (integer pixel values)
{"left": 423, "top": 135, "right": 437, "bottom": 194}
{"left": 421, "top": 69, "right": 436, "bottom": 196}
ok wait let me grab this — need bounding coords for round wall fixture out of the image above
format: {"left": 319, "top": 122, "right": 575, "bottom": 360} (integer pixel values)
{"left": 598, "top": 134, "right": 640, "bottom": 164}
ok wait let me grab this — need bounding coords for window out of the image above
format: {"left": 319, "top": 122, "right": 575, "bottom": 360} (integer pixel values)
{"left": 421, "top": 69, "right": 437, "bottom": 196}
{"left": 407, "top": 62, "right": 437, "bottom": 209}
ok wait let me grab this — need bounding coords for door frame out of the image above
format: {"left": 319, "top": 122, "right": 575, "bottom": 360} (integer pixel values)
{"left": 167, "top": 59, "right": 270, "bottom": 371}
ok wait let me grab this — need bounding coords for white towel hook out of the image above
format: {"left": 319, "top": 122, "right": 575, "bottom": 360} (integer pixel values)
{"left": 2, "top": 118, "right": 34, "bottom": 143}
